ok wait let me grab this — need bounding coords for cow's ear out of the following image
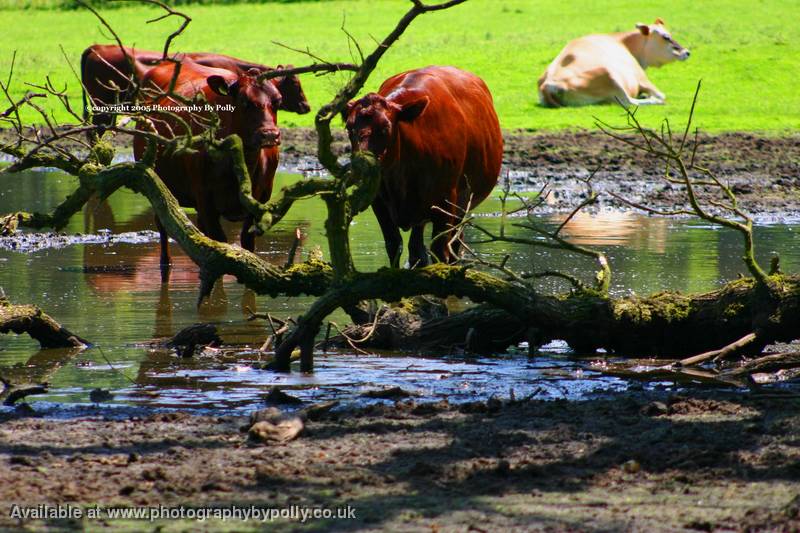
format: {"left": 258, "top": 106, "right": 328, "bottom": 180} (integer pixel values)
{"left": 341, "top": 100, "right": 356, "bottom": 122}
{"left": 654, "top": 18, "right": 665, "bottom": 26}
{"left": 635, "top": 23, "right": 650, "bottom": 36}
{"left": 207, "top": 75, "right": 235, "bottom": 96}
{"left": 398, "top": 95, "right": 429, "bottom": 122}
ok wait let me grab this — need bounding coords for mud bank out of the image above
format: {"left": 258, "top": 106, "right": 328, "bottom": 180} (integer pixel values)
{"left": 1, "top": 390, "right": 799, "bottom": 531}
{"left": 2, "top": 128, "right": 798, "bottom": 220}
{"left": 278, "top": 129, "right": 800, "bottom": 221}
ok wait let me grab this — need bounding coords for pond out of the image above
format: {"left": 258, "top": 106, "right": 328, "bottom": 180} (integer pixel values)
{"left": 1, "top": 169, "right": 799, "bottom": 415}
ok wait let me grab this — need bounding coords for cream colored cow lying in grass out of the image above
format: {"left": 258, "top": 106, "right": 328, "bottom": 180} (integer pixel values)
{"left": 538, "top": 19, "right": 690, "bottom": 107}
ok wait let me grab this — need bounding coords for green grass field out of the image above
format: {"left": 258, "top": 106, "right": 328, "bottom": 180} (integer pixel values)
{"left": 0, "top": 0, "right": 798, "bottom": 132}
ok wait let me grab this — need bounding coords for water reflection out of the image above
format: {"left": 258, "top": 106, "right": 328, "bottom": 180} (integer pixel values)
{"left": 553, "top": 210, "right": 669, "bottom": 253}
{"left": 1, "top": 170, "right": 799, "bottom": 411}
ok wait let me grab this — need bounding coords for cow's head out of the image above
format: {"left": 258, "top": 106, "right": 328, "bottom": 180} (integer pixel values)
{"left": 207, "top": 68, "right": 282, "bottom": 150}
{"left": 342, "top": 90, "right": 429, "bottom": 158}
{"left": 635, "top": 18, "right": 691, "bottom": 67}
{"left": 273, "top": 65, "right": 311, "bottom": 115}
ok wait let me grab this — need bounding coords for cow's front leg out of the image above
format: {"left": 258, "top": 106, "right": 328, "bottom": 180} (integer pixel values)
{"left": 408, "top": 224, "right": 430, "bottom": 268}
{"left": 372, "top": 197, "right": 403, "bottom": 268}
{"left": 155, "top": 215, "right": 172, "bottom": 283}
{"left": 607, "top": 72, "right": 664, "bottom": 107}
{"left": 240, "top": 217, "right": 256, "bottom": 251}
{"left": 638, "top": 79, "right": 666, "bottom": 103}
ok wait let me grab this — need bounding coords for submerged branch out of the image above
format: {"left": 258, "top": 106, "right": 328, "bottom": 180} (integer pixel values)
{"left": 0, "top": 296, "right": 88, "bottom": 349}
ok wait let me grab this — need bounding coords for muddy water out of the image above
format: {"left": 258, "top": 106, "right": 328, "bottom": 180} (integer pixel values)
{"left": 1, "top": 170, "right": 799, "bottom": 414}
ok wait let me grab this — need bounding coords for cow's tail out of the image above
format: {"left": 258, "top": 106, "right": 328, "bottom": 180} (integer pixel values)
{"left": 80, "top": 47, "right": 91, "bottom": 123}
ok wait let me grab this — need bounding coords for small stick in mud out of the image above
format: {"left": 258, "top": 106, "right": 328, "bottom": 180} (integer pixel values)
{"left": 678, "top": 332, "right": 759, "bottom": 367}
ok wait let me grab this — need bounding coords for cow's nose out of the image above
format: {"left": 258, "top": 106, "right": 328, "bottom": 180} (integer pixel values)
{"left": 680, "top": 49, "right": 691, "bottom": 60}
{"left": 256, "top": 128, "right": 281, "bottom": 147}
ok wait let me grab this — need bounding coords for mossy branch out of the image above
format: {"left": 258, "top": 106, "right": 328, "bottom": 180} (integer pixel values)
{"left": 274, "top": 263, "right": 538, "bottom": 371}
{"left": 209, "top": 134, "right": 335, "bottom": 235}
{"left": 313, "top": 0, "right": 468, "bottom": 177}
{"left": 0, "top": 295, "right": 88, "bottom": 349}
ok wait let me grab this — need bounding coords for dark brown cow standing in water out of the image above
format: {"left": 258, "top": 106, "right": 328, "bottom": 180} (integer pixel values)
{"left": 81, "top": 44, "right": 309, "bottom": 136}
{"left": 343, "top": 66, "right": 503, "bottom": 266}
{"left": 132, "top": 59, "right": 283, "bottom": 275}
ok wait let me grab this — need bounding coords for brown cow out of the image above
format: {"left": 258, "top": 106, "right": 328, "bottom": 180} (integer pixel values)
{"left": 343, "top": 66, "right": 503, "bottom": 267}
{"left": 132, "top": 59, "right": 282, "bottom": 274}
{"left": 81, "top": 44, "right": 309, "bottom": 135}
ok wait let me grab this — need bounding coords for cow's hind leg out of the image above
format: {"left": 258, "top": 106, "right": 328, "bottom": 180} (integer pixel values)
{"left": 538, "top": 81, "right": 566, "bottom": 107}
{"left": 372, "top": 197, "right": 403, "bottom": 268}
{"left": 240, "top": 217, "right": 256, "bottom": 252}
{"left": 195, "top": 191, "right": 228, "bottom": 245}
{"left": 155, "top": 215, "right": 171, "bottom": 283}
{"left": 430, "top": 211, "right": 458, "bottom": 264}
{"left": 408, "top": 224, "right": 429, "bottom": 268}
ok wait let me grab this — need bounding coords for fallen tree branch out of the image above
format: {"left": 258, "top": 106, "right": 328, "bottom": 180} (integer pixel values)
{"left": 679, "top": 332, "right": 759, "bottom": 367}
{"left": 722, "top": 351, "right": 800, "bottom": 378}
{"left": 0, "top": 379, "right": 49, "bottom": 406}
{"left": 0, "top": 297, "right": 88, "bottom": 349}
{"left": 272, "top": 263, "right": 799, "bottom": 372}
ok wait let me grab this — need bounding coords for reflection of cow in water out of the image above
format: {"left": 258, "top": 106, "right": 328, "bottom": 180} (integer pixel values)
{"left": 553, "top": 211, "right": 668, "bottom": 253}
{"left": 81, "top": 197, "right": 306, "bottom": 297}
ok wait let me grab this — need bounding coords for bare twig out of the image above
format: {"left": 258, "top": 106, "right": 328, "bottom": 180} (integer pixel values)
{"left": 678, "top": 332, "right": 758, "bottom": 367}
{"left": 257, "top": 63, "right": 359, "bottom": 82}
{"left": 596, "top": 82, "right": 769, "bottom": 284}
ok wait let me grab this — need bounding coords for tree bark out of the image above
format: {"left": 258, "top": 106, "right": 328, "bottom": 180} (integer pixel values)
{"left": 0, "top": 297, "right": 87, "bottom": 349}
{"left": 275, "top": 270, "right": 800, "bottom": 368}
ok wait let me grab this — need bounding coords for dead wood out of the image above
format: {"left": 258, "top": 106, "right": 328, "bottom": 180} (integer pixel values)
{"left": 0, "top": 296, "right": 87, "bottom": 349}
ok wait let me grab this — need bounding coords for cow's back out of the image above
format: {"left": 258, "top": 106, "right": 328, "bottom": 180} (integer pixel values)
{"left": 378, "top": 66, "right": 502, "bottom": 228}
{"left": 539, "top": 34, "right": 650, "bottom": 106}
{"left": 552, "top": 35, "right": 643, "bottom": 79}
{"left": 134, "top": 62, "right": 235, "bottom": 210}
{"left": 134, "top": 60, "right": 278, "bottom": 220}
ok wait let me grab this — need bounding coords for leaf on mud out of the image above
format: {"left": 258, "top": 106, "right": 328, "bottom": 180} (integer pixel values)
{"left": 249, "top": 418, "right": 304, "bottom": 444}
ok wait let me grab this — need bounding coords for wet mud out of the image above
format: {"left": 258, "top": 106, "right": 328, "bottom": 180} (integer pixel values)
{"left": 2, "top": 128, "right": 798, "bottom": 221}
{"left": 279, "top": 128, "right": 800, "bottom": 221}
{"left": 1, "top": 128, "right": 799, "bottom": 530}
{"left": 1, "top": 390, "right": 799, "bottom": 531}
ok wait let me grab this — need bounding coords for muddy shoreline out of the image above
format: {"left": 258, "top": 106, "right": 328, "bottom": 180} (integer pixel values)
{"left": 2, "top": 129, "right": 799, "bottom": 530}
{"left": 278, "top": 128, "right": 800, "bottom": 220}
{"left": 1, "top": 389, "right": 799, "bottom": 531}
{"left": 2, "top": 128, "right": 799, "bottom": 220}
